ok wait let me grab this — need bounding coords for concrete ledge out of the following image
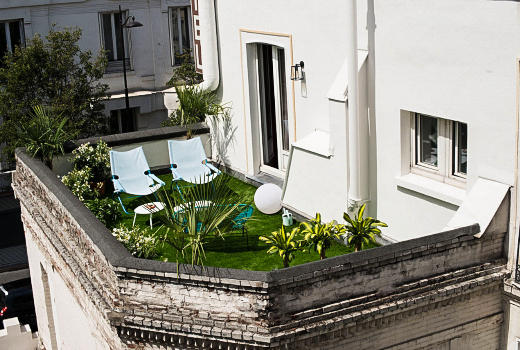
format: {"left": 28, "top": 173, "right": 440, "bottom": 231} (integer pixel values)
{"left": 66, "top": 123, "right": 209, "bottom": 150}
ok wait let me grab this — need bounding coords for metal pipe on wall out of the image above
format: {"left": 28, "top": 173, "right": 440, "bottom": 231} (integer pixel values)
{"left": 347, "top": 0, "right": 367, "bottom": 206}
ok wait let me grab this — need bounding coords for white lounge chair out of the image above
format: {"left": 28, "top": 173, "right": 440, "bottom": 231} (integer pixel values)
{"left": 110, "top": 146, "right": 165, "bottom": 214}
{"left": 167, "top": 137, "right": 220, "bottom": 186}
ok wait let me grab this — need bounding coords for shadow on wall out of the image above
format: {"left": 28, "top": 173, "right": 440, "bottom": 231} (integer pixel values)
{"left": 397, "top": 186, "right": 459, "bottom": 211}
{"left": 209, "top": 110, "right": 237, "bottom": 167}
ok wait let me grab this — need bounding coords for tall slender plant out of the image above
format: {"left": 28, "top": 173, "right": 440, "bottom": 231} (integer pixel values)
{"left": 300, "top": 213, "right": 346, "bottom": 260}
{"left": 343, "top": 204, "right": 387, "bottom": 252}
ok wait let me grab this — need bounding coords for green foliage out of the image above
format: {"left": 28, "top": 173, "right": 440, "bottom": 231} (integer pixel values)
{"left": 0, "top": 27, "right": 109, "bottom": 162}
{"left": 167, "top": 50, "right": 203, "bottom": 87}
{"left": 15, "top": 105, "right": 74, "bottom": 168}
{"left": 70, "top": 141, "right": 111, "bottom": 182}
{"left": 162, "top": 85, "right": 223, "bottom": 134}
{"left": 343, "top": 204, "right": 388, "bottom": 252}
{"left": 62, "top": 140, "right": 111, "bottom": 201}
{"left": 61, "top": 167, "right": 95, "bottom": 201}
{"left": 259, "top": 226, "right": 303, "bottom": 268}
{"left": 85, "top": 197, "right": 122, "bottom": 228}
{"left": 300, "top": 213, "right": 346, "bottom": 260}
{"left": 154, "top": 174, "right": 244, "bottom": 266}
{"left": 112, "top": 225, "right": 160, "bottom": 259}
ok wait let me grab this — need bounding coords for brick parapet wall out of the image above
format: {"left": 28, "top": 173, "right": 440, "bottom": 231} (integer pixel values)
{"left": 12, "top": 149, "right": 509, "bottom": 349}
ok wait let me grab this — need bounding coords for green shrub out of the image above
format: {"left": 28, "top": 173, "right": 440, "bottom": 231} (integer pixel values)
{"left": 162, "top": 85, "right": 223, "bottom": 134}
{"left": 71, "top": 140, "right": 111, "bottom": 182}
{"left": 259, "top": 226, "right": 303, "bottom": 268}
{"left": 85, "top": 197, "right": 122, "bottom": 228}
{"left": 166, "top": 50, "right": 203, "bottom": 87}
{"left": 61, "top": 167, "right": 93, "bottom": 201}
{"left": 344, "top": 204, "right": 387, "bottom": 252}
{"left": 300, "top": 213, "right": 346, "bottom": 260}
{"left": 112, "top": 225, "right": 160, "bottom": 259}
{"left": 16, "top": 105, "right": 74, "bottom": 169}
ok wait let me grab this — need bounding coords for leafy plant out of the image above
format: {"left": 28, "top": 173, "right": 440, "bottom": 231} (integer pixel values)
{"left": 112, "top": 225, "right": 160, "bottom": 259}
{"left": 154, "top": 174, "right": 243, "bottom": 266}
{"left": 70, "top": 141, "right": 111, "bottom": 182}
{"left": 0, "top": 27, "right": 109, "bottom": 162}
{"left": 16, "top": 105, "right": 74, "bottom": 169}
{"left": 85, "top": 197, "right": 122, "bottom": 228}
{"left": 162, "top": 85, "right": 223, "bottom": 137}
{"left": 259, "top": 226, "right": 303, "bottom": 268}
{"left": 300, "top": 213, "right": 346, "bottom": 260}
{"left": 343, "top": 204, "right": 387, "bottom": 252}
{"left": 61, "top": 167, "right": 94, "bottom": 201}
{"left": 167, "top": 50, "right": 203, "bottom": 86}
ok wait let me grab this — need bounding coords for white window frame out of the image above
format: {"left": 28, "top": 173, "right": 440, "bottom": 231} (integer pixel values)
{"left": 450, "top": 121, "right": 468, "bottom": 179}
{"left": 168, "top": 6, "right": 193, "bottom": 66}
{"left": 410, "top": 113, "right": 467, "bottom": 187}
{"left": 0, "top": 19, "right": 25, "bottom": 54}
{"left": 99, "top": 11, "right": 129, "bottom": 62}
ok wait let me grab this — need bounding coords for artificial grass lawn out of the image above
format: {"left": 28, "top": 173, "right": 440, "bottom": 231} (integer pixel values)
{"left": 115, "top": 174, "right": 376, "bottom": 271}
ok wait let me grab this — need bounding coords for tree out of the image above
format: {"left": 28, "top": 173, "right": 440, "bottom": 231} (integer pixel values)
{"left": 0, "top": 27, "right": 109, "bottom": 162}
{"left": 166, "top": 50, "right": 203, "bottom": 87}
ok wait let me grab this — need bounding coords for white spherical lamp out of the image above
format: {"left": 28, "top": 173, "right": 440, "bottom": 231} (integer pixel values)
{"left": 254, "top": 183, "right": 282, "bottom": 214}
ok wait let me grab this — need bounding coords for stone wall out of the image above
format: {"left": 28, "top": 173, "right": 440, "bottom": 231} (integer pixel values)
{"left": 12, "top": 144, "right": 509, "bottom": 350}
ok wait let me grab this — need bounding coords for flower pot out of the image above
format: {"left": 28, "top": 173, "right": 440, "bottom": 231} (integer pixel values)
{"left": 90, "top": 181, "right": 106, "bottom": 196}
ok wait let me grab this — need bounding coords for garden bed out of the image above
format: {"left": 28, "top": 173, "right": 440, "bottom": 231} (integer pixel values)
{"left": 110, "top": 174, "right": 365, "bottom": 271}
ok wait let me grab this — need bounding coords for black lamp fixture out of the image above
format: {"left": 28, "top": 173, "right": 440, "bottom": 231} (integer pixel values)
{"left": 290, "top": 61, "right": 305, "bottom": 81}
{"left": 123, "top": 15, "right": 143, "bottom": 29}
{"left": 118, "top": 5, "right": 143, "bottom": 121}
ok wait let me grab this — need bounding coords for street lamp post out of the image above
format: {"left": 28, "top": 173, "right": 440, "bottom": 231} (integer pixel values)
{"left": 118, "top": 5, "right": 143, "bottom": 121}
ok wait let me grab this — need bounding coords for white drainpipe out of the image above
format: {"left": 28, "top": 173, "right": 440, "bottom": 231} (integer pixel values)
{"left": 347, "top": 0, "right": 367, "bottom": 207}
{"left": 198, "top": 0, "right": 220, "bottom": 91}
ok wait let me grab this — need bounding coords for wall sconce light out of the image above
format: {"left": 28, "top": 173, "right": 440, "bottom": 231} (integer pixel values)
{"left": 290, "top": 61, "right": 305, "bottom": 81}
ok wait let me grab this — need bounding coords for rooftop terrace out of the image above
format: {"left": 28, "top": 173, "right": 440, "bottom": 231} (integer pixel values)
{"left": 11, "top": 125, "right": 509, "bottom": 349}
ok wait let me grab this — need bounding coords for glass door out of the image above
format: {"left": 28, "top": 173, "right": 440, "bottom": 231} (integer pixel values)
{"left": 257, "top": 44, "right": 289, "bottom": 175}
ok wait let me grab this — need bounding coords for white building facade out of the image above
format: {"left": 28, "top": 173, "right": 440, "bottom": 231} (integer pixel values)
{"left": 5, "top": 0, "right": 520, "bottom": 348}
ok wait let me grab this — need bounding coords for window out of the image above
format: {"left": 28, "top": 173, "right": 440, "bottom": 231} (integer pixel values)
{"left": 169, "top": 6, "right": 193, "bottom": 66}
{"left": 110, "top": 108, "right": 138, "bottom": 134}
{"left": 99, "top": 12, "right": 130, "bottom": 72}
{"left": 0, "top": 19, "right": 25, "bottom": 60}
{"left": 411, "top": 113, "right": 467, "bottom": 185}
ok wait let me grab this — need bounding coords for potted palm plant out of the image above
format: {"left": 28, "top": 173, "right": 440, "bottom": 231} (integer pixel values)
{"left": 16, "top": 105, "right": 74, "bottom": 169}
{"left": 259, "top": 226, "right": 303, "bottom": 268}
{"left": 300, "top": 213, "right": 346, "bottom": 260}
{"left": 343, "top": 204, "right": 387, "bottom": 252}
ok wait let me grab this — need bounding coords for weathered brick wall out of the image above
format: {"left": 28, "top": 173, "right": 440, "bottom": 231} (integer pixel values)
{"left": 267, "top": 226, "right": 505, "bottom": 325}
{"left": 13, "top": 152, "right": 126, "bottom": 349}
{"left": 12, "top": 149, "right": 509, "bottom": 350}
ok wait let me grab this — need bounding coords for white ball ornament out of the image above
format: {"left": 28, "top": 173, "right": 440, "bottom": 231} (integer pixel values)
{"left": 254, "top": 183, "right": 282, "bottom": 214}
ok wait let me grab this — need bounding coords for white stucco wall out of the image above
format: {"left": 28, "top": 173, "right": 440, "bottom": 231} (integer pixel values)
{"left": 373, "top": 0, "right": 519, "bottom": 240}
{"left": 214, "top": 0, "right": 354, "bottom": 175}
{"left": 24, "top": 219, "right": 111, "bottom": 350}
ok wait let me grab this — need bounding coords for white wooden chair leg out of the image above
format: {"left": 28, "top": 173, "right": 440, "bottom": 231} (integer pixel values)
{"left": 133, "top": 213, "right": 137, "bottom": 227}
